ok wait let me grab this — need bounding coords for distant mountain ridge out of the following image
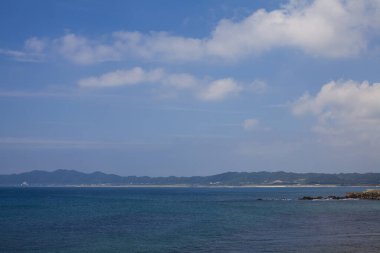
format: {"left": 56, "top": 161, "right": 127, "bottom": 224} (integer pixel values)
{"left": 1, "top": 169, "right": 380, "bottom": 186}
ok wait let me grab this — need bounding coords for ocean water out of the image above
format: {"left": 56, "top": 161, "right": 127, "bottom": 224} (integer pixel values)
{"left": 1, "top": 187, "right": 380, "bottom": 253}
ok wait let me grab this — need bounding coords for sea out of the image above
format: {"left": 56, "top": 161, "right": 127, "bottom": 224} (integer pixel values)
{"left": 1, "top": 187, "right": 380, "bottom": 253}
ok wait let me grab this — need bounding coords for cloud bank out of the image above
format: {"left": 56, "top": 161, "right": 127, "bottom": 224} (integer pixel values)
{"left": 2, "top": 0, "right": 380, "bottom": 64}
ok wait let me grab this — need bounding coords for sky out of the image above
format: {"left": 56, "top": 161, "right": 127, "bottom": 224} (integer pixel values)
{"left": 0, "top": 0, "right": 380, "bottom": 176}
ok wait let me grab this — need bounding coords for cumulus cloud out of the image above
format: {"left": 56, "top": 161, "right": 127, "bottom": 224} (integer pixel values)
{"left": 78, "top": 67, "right": 255, "bottom": 101}
{"left": 206, "top": 0, "right": 380, "bottom": 59}
{"left": 243, "top": 118, "right": 259, "bottom": 131}
{"left": 3, "top": 0, "right": 380, "bottom": 64}
{"left": 293, "top": 80, "right": 380, "bottom": 145}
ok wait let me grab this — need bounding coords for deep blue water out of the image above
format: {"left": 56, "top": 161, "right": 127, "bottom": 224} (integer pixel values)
{"left": 1, "top": 187, "right": 380, "bottom": 253}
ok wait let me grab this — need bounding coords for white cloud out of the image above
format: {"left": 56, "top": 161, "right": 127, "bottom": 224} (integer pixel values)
{"left": 56, "top": 34, "right": 120, "bottom": 64}
{"left": 207, "top": 0, "right": 380, "bottom": 59}
{"left": 5, "top": 0, "right": 380, "bottom": 64}
{"left": 293, "top": 80, "right": 380, "bottom": 145}
{"left": 112, "top": 31, "right": 205, "bottom": 61}
{"left": 114, "top": 0, "right": 379, "bottom": 61}
{"left": 243, "top": 118, "right": 259, "bottom": 131}
{"left": 78, "top": 67, "right": 164, "bottom": 88}
{"left": 78, "top": 67, "right": 255, "bottom": 101}
{"left": 198, "top": 78, "right": 242, "bottom": 101}
{"left": 77, "top": 67, "right": 189, "bottom": 89}
{"left": 53, "top": 31, "right": 204, "bottom": 64}
{"left": 293, "top": 80, "right": 380, "bottom": 118}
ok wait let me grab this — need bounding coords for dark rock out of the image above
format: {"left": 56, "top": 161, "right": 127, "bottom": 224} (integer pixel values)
{"left": 301, "top": 189, "right": 380, "bottom": 201}
{"left": 300, "top": 196, "right": 323, "bottom": 200}
{"left": 346, "top": 189, "right": 380, "bottom": 200}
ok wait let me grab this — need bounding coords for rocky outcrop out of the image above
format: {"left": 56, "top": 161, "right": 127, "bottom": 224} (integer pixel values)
{"left": 345, "top": 189, "right": 380, "bottom": 200}
{"left": 300, "top": 189, "right": 380, "bottom": 200}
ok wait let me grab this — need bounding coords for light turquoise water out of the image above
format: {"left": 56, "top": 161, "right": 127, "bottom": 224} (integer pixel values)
{"left": 1, "top": 187, "right": 380, "bottom": 252}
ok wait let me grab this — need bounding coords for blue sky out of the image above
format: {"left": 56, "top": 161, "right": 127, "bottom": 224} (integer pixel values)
{"left": 1, "top": 0, "right": 380, "bottom": 176}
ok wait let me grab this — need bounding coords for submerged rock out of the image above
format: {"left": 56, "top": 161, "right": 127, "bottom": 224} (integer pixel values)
{"left": 327, "top": 195, "right": 346, "bottom": 200}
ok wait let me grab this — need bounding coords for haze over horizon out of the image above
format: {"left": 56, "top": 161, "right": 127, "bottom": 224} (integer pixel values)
{"left": 1, "top": 0, "right": 380, "bottom": 176}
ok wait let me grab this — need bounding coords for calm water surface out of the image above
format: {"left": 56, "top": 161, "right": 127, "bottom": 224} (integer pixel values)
{"left": 1, "top": 187, "right": 380, "bottom": 252}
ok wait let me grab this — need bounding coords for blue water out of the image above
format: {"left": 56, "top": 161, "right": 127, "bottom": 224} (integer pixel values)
{"left": 1, "top": 187, "right": 380, "bottom": 253}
